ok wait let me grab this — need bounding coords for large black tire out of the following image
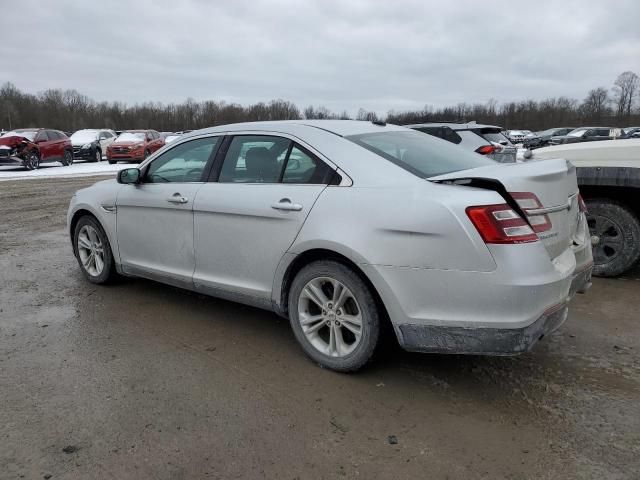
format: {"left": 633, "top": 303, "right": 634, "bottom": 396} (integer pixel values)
{"left": 23, "top": 151, "right": 40, "bottom": 170}
{"left": 288, "top": 260, "right": 381, "bottom": 372}
{"left": 62, "top": 150, "right": 73, "bottom": 166}
{"left": 586, "top": 198, "right": 640, "bottom": 277}
{"left": 73, "top": 215, "right": 119, "bottom": 284}
{"left": 93, "top": 148, "right": 102, "bottom": 163}
{"left": 108, "top": 159, "right": 116, "bottom": 165}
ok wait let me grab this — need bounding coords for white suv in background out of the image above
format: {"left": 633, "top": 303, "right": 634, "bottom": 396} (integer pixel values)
{"left": 406, "top": 122, "right": 517, "bottom": 163}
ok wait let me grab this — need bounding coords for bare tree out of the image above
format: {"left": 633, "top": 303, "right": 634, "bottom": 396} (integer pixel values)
{"left": 612, "top": 71, "right": 639, "bottom": 119}
{"left": 580, "top": 87, "right": 610, "bottom": 124}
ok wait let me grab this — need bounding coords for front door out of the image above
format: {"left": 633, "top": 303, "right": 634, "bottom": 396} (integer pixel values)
{"left": 35, "top": 130, "right": 55, "bottom": 162}
{"left": 192, "top": 134, "right": 336, "bottom": 306}
{"left": 116, "top": 135, "right": 221, "bottom": 287}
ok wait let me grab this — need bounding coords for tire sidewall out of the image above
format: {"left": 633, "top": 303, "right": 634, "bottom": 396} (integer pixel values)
{"left": 288, "top": 260, "right": 380, "bottom": 372}
{"left": 73, "top": 216, "right": 115, "bottom": 284}
{"left": 63, "top": 150, "right": 73, "bottom": 166}
{"left": 24, "top": 152, "right": 39, "bottom": 170}
{"left": 95, "top": 148, "right": 102, "bottom": 162}
{"left": 586, "top": 198, "right": 640, "bottom": 277}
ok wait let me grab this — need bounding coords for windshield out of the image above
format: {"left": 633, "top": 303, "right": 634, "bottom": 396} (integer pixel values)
{"left": 70, "top": 129, "right": 98, "bottom": 143}
{"left": 2, "top": 130, "right": 37, "bottom": 141}
{"left": 567, "top": 128, "right": 588, "bottom": 137}
{"left": 346, "top": 130, "right": 495, "bottom": 178}
{"left": 115, "top": 132, "right": 145, "bottom": 143}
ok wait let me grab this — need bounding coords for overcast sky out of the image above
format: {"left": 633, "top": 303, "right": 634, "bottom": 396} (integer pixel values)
{"left": 2, "top": 0, "right": 639, "bottom": 115}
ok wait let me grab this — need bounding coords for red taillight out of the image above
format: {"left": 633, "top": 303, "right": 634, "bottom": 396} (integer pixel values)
{"left": 510, "top": 192, "right": 552, "bottom": 233}
{"left": 466, "top": 204, "right": 538, "bottom": 244}
{"left": 475, "top": 145, "right": 497, "bottom": 155}
{"left": 578, "top": 194, "right": 587, "bottom": 213}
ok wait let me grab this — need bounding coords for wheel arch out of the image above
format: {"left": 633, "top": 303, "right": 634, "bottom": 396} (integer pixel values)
{"left": 274, "top": 247, "right": 395, "bottom": 339}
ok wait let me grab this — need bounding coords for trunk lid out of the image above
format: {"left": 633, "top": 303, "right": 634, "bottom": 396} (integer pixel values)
{"left": 430, "top": 158, "right": 580, "bottom": 259}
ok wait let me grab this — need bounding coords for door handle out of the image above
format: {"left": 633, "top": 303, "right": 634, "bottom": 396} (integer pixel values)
{"left": 167, "top": 193, "right": 188, "bottom": 204}
{"left": 271, "top": 198, "right": 303, "bottom": 211}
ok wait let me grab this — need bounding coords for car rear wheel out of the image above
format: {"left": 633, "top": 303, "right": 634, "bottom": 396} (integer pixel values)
{"left": 288, "top": 260, "right": 380, "bottom": 372}
{"left": 24, "top": 151, "right": 40, "bottom": 170}
{"left": 586, "top": 198, "right": 640, "bottom": 277}
{"left": 73, "top": 216, "right": 118, "bottom": 284}
{"left": 62, "top": 150, "right": 73, "bottom": 166}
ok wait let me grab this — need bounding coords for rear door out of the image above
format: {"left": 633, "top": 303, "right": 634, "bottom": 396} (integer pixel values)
{"left": 430, "top": 158, "right": 582, "bottom": 260}
{"left": 192, "top": 134, "right": 336, "bottom": 305}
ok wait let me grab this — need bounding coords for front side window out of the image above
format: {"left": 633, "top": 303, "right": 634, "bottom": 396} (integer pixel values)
{"left": 347, "top": 130, "right": 494, "bottom": 178}
{"left": 144, "top": 136, "right": 220, "bottom": 183}
{"left": 35, "top": 131, "right": 49, "bottom": 142}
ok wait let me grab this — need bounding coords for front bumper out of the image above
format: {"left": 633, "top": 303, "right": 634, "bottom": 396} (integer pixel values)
{"left": 72, "top": 147, "right": 96, "bottom": 160}
{"left": 107, "top": 153, "right": 144, "bottom": 162}
{"left": 0, "top": 154, "right": 25, "bottom": 166}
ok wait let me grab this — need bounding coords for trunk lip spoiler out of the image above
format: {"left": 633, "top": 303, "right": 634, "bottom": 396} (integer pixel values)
{"left": 524, "top": 192, "right": 578, "bottom": 216}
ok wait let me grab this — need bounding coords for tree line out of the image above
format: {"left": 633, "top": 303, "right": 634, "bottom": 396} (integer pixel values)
{"left": 1, "top": 71, "right": 638, "bottom": 133}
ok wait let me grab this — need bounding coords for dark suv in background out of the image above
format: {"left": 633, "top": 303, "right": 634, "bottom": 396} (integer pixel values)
{"left": 550, "top": 127, "right": 614, "bottom": 145}
{"left": 406, "top": 122, "right": 517, "bottom": 163}
{"left": 0, "top": 128, "right": 73, "bottom": 170}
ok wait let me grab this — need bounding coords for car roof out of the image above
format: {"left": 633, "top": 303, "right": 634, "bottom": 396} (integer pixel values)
{"left": 405, "top": 122, "right": 504, "bottom": 131}
{"left": 186, "top": 120, "right": 407, "bottom": 138}
{"left": 15, "top": 128, "right": 42, "bottom": 132}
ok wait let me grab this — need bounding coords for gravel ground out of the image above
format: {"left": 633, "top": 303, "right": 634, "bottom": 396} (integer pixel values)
{"left": 1, "top": 177, "right": 639, "bottom": 479}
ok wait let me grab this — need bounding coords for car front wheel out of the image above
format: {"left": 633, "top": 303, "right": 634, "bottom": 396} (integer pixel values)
{"left": 94, "top": 149, "right": 102, "bottom": 162}
{"left": 288, "top": 260, "right": 381, "bottom": 372}
{"left": 24, "top": 151, "right": 40, "bottom": 170}
{"left": 73, "top": 215, "right": 118, "bottom": 284}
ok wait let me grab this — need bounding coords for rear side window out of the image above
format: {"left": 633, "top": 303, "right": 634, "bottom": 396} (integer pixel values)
{"left": 282, "top": 145, "right": 333, "bottom": 184}
{"left": 347, "top": 130, "right": 494, "bottom": 178}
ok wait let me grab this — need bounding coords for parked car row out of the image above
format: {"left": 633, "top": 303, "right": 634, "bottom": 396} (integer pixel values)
{"left": 0, "top": 128, "right": 191, "bottom": 170}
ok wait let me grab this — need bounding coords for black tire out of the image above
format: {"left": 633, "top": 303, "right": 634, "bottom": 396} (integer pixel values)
{"left": 93, "top": 148, "right": 102, "bottom": 163}
{"left": 288, "top": 260, "right": 381, "bottom": 372}
{"left": 62, "top": 150, "right": 73, "bottom": 166}
{"left": 23, "top": 151, "right": 40, "bottom": 170}
{"left": 108, "top": 159, "right": 116, "bottom": 165}
{"left": 586, "top": 198, "right": 640, "bottom": 277}
{"left": 73, "top": 215, "right": 119, "bottom": 284}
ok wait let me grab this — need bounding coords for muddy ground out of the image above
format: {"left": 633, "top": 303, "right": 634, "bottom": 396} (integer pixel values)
{"left": 1, "top": 176, "right": 639, "bottom": 479}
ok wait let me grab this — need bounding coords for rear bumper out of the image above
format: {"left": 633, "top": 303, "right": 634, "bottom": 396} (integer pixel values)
{"left": 398, "top": 302, "right": 568, "bottom": 355}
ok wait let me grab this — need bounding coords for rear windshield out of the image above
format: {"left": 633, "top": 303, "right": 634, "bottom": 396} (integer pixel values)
{"left": 475, "top": 129, "right": 510, "bottom": 144}
{"left": 346, "top": 130, "right": 494, "bottom": 178}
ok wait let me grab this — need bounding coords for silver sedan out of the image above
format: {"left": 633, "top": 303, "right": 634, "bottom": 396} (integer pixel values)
{"left": 68, "top": 120, "right": 593, "bottom": 371}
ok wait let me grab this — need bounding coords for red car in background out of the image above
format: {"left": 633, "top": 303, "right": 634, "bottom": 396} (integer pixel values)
{"left": 0, "top": 128, "right": 73, "bottom": 170}
{"left": 106, "top": 130, "right": 164, "bottom": 164}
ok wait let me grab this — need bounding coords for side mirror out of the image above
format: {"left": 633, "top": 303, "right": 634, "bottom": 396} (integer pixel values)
{"left": 117, "top": 168, "right": 141, "bottom": 184}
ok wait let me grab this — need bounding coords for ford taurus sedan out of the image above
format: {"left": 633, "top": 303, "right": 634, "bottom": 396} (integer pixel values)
{"left": 67, "top": 121, "right": 593, "bottom": 371}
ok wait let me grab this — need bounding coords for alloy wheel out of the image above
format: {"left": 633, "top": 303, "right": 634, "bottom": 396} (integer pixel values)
{"left": 95, "top": 149, "right": 101, "bottom": 162}
{"left": 297, "top": 277, "right": 363, "bottom": 357}
{"left": 588, "top": 213, "right": 623, "bottom": 265}
{"left": 77, "top": 225, "right": 105, "bottom": 277}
